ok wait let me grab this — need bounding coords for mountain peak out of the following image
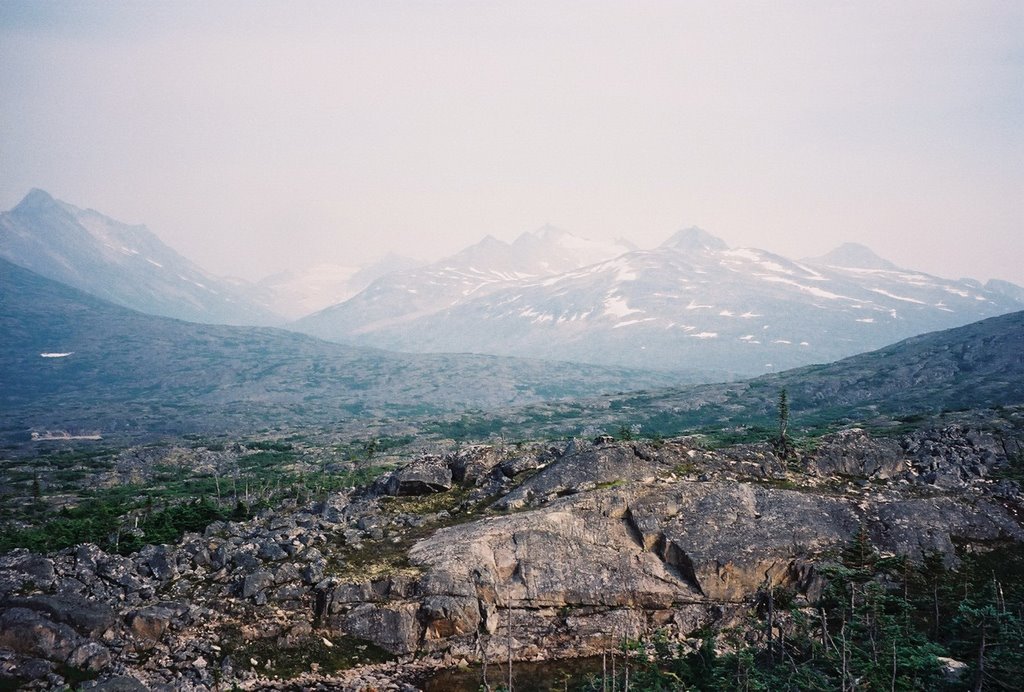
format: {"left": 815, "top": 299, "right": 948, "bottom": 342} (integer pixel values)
{"left": 512, "top": 224, "right": 572, "bottom": 247}
{"left": 662, "top": 227, "right": 728, "bottom": 252}
{"left": 476, "top": 234, "right": 508, "bottom": 249}
{"left": 12, "top": 188, "right": 59, "bottom": 213}
{"left": 808, "top": 242, "right": 898, "bottom": 270}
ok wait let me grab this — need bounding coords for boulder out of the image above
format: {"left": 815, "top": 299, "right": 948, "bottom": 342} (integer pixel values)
{"left": 67, "top": 641, "right": 112, "bottom": 671}
{"left": 2, "top": 593, "right": 116, "bottom": 637}
{"left": 241, "top": 570, "right": 276, "bottom": 600}
{"left": 8, "top": 555, "right": 56, "bottom": 586}
{"left": 0, "top": 607, "right": 81, "bottom": 663}
{"left": 126, "top": 602, "right": 189, "bottom": 643}
{"left": 496, "top": 444, "right": 666, "bottom": 509}
{"left": 337, "top": 602, "right": 422, "bottom": 654}
{"left": 446, "top": 446, "right": 504, "bottom": 484}
{"left": 384, "top": 459, "right": 453, "bottom": 496}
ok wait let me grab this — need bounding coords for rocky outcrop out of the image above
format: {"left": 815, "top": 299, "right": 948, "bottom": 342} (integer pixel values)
{"left": 1, "top": 427, "right": 1022, "bottom": 689}
{"left": 808, "top": 428, "right": 906, "bottom": 478}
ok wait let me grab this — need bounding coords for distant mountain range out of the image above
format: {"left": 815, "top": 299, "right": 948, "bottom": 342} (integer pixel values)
{"left": 4, "top": 190, "right": 1021, "bottom": 380}
{"left": 296, "top": 226, "right": 1024, "bottom": 376}
{"left": 3, "top": 255, "right": 1021, "bottom": 446}
{"left": 0, "top": 258, "right": 686, "bottom": 444}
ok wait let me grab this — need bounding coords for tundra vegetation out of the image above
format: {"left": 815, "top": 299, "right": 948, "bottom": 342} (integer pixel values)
{"left": 0, "top": 403, "right": 1022, "bottom": 690}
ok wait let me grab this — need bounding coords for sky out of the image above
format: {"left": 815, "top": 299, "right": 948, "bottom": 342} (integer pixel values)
{"left": 1, "top": 0, "right": 1022, "bottom": 284}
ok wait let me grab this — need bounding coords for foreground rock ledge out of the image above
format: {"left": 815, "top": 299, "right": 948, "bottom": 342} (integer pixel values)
{"left": 2, "top": 425, "right": 1022, "bottom": 690}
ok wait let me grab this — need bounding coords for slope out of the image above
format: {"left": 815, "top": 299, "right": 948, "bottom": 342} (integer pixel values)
{"left": 433, "top": 309, "right": 1024, "bottom": 440}
{"left": 0, "top": 259, "right": 685, "bottom": 444}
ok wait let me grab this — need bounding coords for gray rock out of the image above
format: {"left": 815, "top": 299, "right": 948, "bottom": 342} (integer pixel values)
{"left": 446, "top": 446, "right": 503, "bottom": 484}
{"left": 384, "top": 458, "right": 453, "bottom": 496}
{"left": 81, "top": 675, "right": 150, "bottom": 691}
{"left": 257, "top": 541, "right": 289, "bottom": 561}
{"left": 126, "top": 601, "right": 189, "bottom": 646}
{"left": 0, "top": 607, "right": 81, "bottom": 663}
{"left": 2, "top": 593, "right": 115, "bottom": 637}
{"left": 142, "top": 545, "right": 177, "bottom": 581}
{"left": 496, "top": 444, "right": 665, "bottom": 509}
{"left": 241, "top": 570, "right": 275, "bottom": 599}
{"left": 338, "top": 602, "right": 421, "bottom": 654}
{"left": 809, "top": 429, "right": 905, "bottom": 479}
{"left": 66, "top": 641, "right": 111, "bottom": 671}
{"left": 420, "top": 595, "right": 480, "bottom": 641}
{"left": 8, "top": 555, "right": 56, "bottom": 586}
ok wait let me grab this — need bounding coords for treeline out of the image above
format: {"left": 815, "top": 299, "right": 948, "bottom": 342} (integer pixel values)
{"left": 584, "top": 529, "right": 1024, "bottom": 691}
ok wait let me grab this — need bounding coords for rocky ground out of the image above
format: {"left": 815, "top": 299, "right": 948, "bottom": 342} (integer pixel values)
{"left": 2, "top": 422, "right": 1023, "bottom": 690}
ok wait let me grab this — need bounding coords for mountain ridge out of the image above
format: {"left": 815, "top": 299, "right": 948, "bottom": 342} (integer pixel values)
{"left": 1, "top": 190, "right": 280, "bottom": 326}
{"left": 296, "top": 230, "right": 1024, "bottom": 376}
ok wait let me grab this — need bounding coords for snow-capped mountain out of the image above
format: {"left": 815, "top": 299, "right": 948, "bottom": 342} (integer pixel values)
{"left": 294, "top": 225, "right": 634, "bottom": 337}
{"left": 248, "top": 254, "right": 423, "bottom": 320}
{"left": 294, "top": 226, "right": 1024, "bottom": 376}
{"left": 0, "top": 190, "right": 280, "bottom": 326}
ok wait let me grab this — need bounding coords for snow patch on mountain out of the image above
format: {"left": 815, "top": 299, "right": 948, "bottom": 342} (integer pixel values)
{"left": 759, "top": 275, "right": 853, "bottom": 301}
{"left": 603, "top": 294, "right": 641, "bottom": 318}
{"left": 870, "top": 289, "right": 926, "bottom": 305}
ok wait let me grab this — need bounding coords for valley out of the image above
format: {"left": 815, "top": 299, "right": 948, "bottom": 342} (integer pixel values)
{"left": 4, "top": 5, "right": 1021, "bottom": 688}
{"left": 1, "top": 301, "right": 1023, "bottom": 689}
{"left": 2, "top": 194, "right": 1023, "bottom": 690}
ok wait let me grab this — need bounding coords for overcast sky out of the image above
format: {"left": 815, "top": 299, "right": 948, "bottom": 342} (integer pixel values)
{"left": 1, "top": 1, "right": 1021, "bottom": 284}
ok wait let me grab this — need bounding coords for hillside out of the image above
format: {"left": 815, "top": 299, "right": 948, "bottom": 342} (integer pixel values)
{"left": 0, "top": 259, "right": 688, "bottom": 445}
{"left": 432, "top": 309, "right": 1024, "bottom": 441}
{"left": 3, "top": 421, "right": 1023, "bottom": 689}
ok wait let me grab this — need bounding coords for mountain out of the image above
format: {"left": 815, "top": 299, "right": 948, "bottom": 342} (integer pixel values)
{"left": 0, "top": 189, "right": 280, "bottom": 326}
{"left": 295, "top": 228, "right": 1024, "bottom": 377}
{"left": 0, "top": 258, "right": 685, "bottom": 444}
{"left": 293, "top": 226, "right": 635, "bottom": 340}
{"left": 987, "top": 278, "right": 1024, "bottom": 303}
{"left": 803, "top": 241, "right": 899, "bottom": 270}
{"left": 247, "top": 254, "right": 423, "bottom": 320}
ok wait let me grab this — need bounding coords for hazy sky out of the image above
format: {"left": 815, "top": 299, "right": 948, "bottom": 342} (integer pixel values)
{"left": 1, "top": 1, "right": 1021, "bottom": 284}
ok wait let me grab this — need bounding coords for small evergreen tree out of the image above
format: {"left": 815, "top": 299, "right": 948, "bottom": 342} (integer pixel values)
{"left": 775, "top": 388, "right": 792, "bottom": 458}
